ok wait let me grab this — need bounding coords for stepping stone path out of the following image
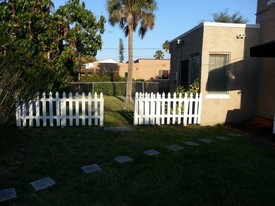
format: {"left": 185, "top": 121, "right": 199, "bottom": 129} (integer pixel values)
{"left": 2, "top": 131, "right": 237, "bottom": 203}
{"left": 166, "top": 144, "right": 184, "bottom": 151}
{"left": 0, "top": 188, "right": 17, "bottom": 202}
{"left": 30, "top": 177, "right": 56, "bottom": 191}
{"left": 216, "top": 136, "right": 231, "bottom": 141}
{"left": 199, "top": 138, "right": 214, "bottom": 144}
{"left": 185, "top": 141, "right": 200, "bottom": 146}
{"left": 81, "top": 164, "right": 102, "bottom": 174}
{"left": 143, "top": 149, "right": 160, "bottom": 156}
{"left": 114, "top": 155, "right": 133, "bottom": 164}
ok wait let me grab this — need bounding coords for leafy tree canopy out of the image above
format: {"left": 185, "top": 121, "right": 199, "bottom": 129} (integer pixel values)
{"left": 211, "top": 9, "right": 249, "bottom": 23}
{"left": 0, "top": 0, "right": 105, "bottom": 124}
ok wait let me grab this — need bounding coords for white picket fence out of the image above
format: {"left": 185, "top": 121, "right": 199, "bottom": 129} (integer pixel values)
{"left": 16, "top": 92, "right": 104, "bottom": 127}
{"left": 134, "top": 92, "right": 202, "bottom": 126}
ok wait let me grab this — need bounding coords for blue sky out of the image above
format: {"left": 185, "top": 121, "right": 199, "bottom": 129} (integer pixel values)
{"left": 53, "top": 0, "right": 257, "bottom": 62}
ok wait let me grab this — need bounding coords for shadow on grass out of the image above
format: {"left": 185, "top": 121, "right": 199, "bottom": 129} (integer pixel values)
{"left": 104, "top": 96, "right": 134, "bottom": 126}
{"left": 117, "top": 110, "right": 134, "bottom": 125}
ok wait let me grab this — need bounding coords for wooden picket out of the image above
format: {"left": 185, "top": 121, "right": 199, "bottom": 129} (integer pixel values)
{"left": 16, "top": 92, "right": 104, "bottom": 127}
{"left": 134, "top": 92, "right": 202, "bottom": 126}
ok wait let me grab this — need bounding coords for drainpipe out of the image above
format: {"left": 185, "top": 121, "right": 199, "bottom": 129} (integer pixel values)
{"left": 177, "top": 39, "right": 182, "bottom": 87}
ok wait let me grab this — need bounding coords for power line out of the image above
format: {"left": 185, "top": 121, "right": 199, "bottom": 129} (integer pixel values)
{"left": 101, "top": 47, "right": 162, "bottom": 50}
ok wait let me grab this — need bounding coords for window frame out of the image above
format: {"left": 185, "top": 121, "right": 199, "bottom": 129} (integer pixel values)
{"left": 207, "top": 53, "right": 230, "bottom": 95}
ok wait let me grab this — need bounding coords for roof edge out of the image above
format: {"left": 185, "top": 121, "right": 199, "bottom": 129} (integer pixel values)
{"left": 171, "top": 22, "right": 260, "bottom": 43}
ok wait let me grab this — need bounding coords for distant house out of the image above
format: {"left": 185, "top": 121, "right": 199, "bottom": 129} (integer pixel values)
{"left": 80, "top": 58, "right": 170, "bottom": 81}
{"left": 169, "top": 0, "right": 275, "bottom": 126}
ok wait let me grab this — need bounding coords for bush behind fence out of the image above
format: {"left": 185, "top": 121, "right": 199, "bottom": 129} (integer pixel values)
{"left": 68, "top": 81, "right": 169, "bottom": 96}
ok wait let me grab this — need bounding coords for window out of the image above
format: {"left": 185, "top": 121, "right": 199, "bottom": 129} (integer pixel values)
{"left": 159, "top": 70, "right": 169, "bottom": 79}
{"left": 124, "top": 72, "right": 128, "bottom": 78}
{"left": 180, "top": 60, "right": 189, "bottom": 88}
{"left": 190, "top": 54, "right": 201, "bottom": 84}
{"left": 207, "top": 54, "right": 229, "bottom": 93}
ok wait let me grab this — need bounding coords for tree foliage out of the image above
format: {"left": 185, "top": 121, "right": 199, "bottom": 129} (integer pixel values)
{"left": 162, "top": 40, "right": 170, "bottom": 53}
{"left": 107, "top": 0, "right": 157, "bottom": 104}
{"left": 0, "top": 0, "right": 105, "bottom": 124}
{"left": 154, "top": 50, "right": 164, "bottom": 59}
{"left": 212, "top": 9, "right": 249, "bottom": 23}
{"left": 119, "top": 38, "right": 125, "bottom": 63}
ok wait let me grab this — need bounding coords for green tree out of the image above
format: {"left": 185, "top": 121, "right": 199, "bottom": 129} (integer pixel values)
{"left": 212, "top": 9, "right": 248, "bottom": 23}
{"left": 0, "top": 0, "right": 105, "bottom": 124}
{"left": 107, "top": 0, "right": 157, "bottom": 104}
{"left": 119, "top": 38, "right": 125, "bottom": 63}
{"left": 162, "top": 40, "right": 170, "bottom": 53}
{"left": 154, "top": 50, "right": 164, "bottom": 59}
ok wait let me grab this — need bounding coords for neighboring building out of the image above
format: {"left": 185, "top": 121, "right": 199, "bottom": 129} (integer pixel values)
{"left": 80, "top": 58, "right": 170, "bottom": 81}
{"left": 169, "top": 0, "right": 275, "bottom": 126}
{"left": 250, "top": 0, "right": 275, "bottom": 121}
{"left": 129, "top": 58, "right": 170, "bottom": 81}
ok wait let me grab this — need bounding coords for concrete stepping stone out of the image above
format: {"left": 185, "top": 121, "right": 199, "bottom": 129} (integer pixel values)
{"left": 81, "top": 164, "right": 102, "bottom": 174}
{"left": 143, "top": 149, "right": 160, "bottom": 156}
{"left": 199, "top": 138, "right": 214, "bottom": 144}
{"left": 185, "top": 141, "right": 200, "bottom": 146}
{"left": 114, "top": 155, "right": 133, "bottom": 164}
{"left": 216, "top": 136, "right": 231, "bottom": 140}
{"left": 166, "top": 144, "right": 184, "bottom": 151}
{"left": 30, "top": 177, "right": 56, "bottom": 191}
{"left": 0, "top": 188, "right": 17, "bottom": 202}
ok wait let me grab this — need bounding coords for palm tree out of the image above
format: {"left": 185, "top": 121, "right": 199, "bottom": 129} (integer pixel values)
{"left": 107, "top": 0, "right": 157, "bottom": 104}
{"left": 154, "top": 50, "right": 164, "bottom": 59}
{"left": 162, "top": 40, "right": 170, "bottom": 53}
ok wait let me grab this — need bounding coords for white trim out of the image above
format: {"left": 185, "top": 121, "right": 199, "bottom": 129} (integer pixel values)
{"left": 171, "top": 22, "right": 260, "bottom": 43}
{"left": 206, "top": 94, "right": 230, "bottom": 99}
{"left": 267, "top": 0, "right": 275, "bottom": 6}
{"left": 203, "top": 22, "right": 260, "bottom": 29}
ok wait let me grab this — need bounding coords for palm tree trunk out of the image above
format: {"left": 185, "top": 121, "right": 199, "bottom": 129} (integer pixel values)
{"left": 125, "top": 25, "right": 134, "bottom": 104}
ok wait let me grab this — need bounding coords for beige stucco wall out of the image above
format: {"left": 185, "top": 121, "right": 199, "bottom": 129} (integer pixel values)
{"left": 200, "top": 23, "right": 260, "bottom": 125}
{"left": 134, "top": 59, "right": 170, "bottom": 80}
{"left": 256, "top": 0, "right": 275, "bottom": 119}
{"left": 82, "top": 59, "right": 170, "bottom": 81}
{"left": 118, "top": 59, "right": 170, "bottom": 80}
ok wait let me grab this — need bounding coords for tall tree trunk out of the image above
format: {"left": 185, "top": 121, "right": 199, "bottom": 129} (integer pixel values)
{"left": 125, "top": 25, "right": 134, "bottom": 104}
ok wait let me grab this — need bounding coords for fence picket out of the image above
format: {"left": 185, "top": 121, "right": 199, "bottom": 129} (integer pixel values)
{"left": 94, "top": 93, "right": 98, "bottom": 126}
{"left": 16, "top": 92, "right": 104, "bottom": 127}
{"left": 99, "top": 93, "right": 104, "bottom": 126}
{"left": 134, "top": 92, "right": 202, "bottom": 126}
{"left": 61, "top": 92, "right": 66, "bottom": 127}
{"left": 55, "top": 92, "right": 60, "bottom": 126}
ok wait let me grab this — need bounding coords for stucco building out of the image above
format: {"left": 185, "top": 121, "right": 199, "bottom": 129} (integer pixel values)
{"left": 81, "top": 58, "right": 170, "bottom": 81}
{"left": 169, "top": 0, "right": 275, "bottom": 126}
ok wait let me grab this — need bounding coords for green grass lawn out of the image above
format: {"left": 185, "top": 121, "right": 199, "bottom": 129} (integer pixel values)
{"left": 1, "top": 97, "right": 275, "bottom": 206}
{"left": 103, "top": 96, "right": 134, "bottom": 127}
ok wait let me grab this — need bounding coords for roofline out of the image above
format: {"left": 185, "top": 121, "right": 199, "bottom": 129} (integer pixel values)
{"left": 135, "top": 58, "right": 170, "bottom": 60}
{"left": 171, "top": 22, "right": 260, "bottom": 43}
